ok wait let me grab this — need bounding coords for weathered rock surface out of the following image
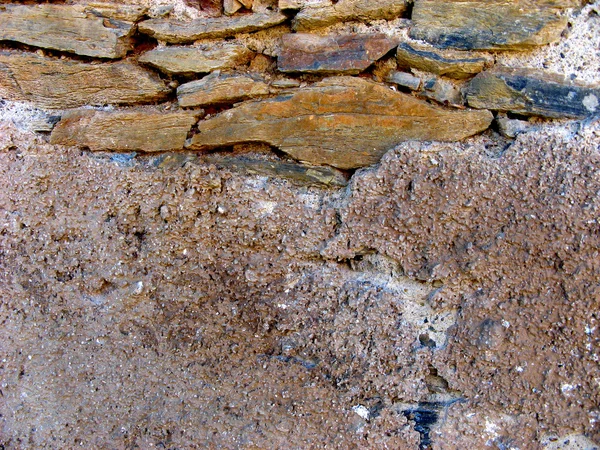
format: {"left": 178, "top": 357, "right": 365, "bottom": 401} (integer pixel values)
{"left": 178, "top": 73, "right": 271, "bottom": 107}
{"left": 205, "top": 155, "right": 348, "bottom": 187}
{"left": 410, "top": 0, "right": 578, "bottom": 51}
{"left": 396, "top": 43, "right": 491, "bottom": 79}
{"left": 0, "top": 51, "right": 170, "bottom": 109}
{"left": 50, "top": 109, "right": 199, "bottom": 152}
{"left": 386, "top": 71, "right": 422, "bottom": 91}
{"left": 188, "top": 77, "right": 493, "bottom": 169}
{"left": 83, "top": 2, "right": 148, "bottom": 22}
{"left": 138, "top": 11, "right": 287, "bottom": 44}
{"left": 418, "top": 76, "right": 463, "bottom": 106}
{"left": 277, "top": 33, "right": 399, "bottom": 74}
{"left": 0, "top": 4, "right": 137, "bottom": 59}
{"left": 139, "top": 43, "right": 253, "bottom": 75}
{"left": 292, "top": 0, "right": 409, "bottom": 31}
{"left": 466, "top": 68, "right": 600, "bottom": 119}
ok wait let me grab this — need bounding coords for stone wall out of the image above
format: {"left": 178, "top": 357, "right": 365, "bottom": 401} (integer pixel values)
{"left": 0, "top": 1, "right": 599, "bottom": 449}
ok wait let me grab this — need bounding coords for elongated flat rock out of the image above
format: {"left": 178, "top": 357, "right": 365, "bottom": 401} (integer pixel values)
{"left": 178, "top": 73, "right": 271, "bottom": 107}
{"left": 205, "top": 155, "right": 348, "bottom": 187}
{"left": 410, "top": 0, "right": 578, "bottom": 51}
{"left": 293, "top": 0, "right": 408, "bottom": 31}
{"left": 138, "top": 11, "right": 287, "bottom": 44}
{"left": 278, "top": 33, "right": 399, "bottom": 74}
{"left": 188, "top": 77, "right": 493, "bottom": 169}
{"left": 466, "top": 68, "right": 600, "bottom": 119}
{"left": 396, "top": 43, "right": 491, "bottom": 79}
{"left": 0, "top": 4, "right": 136, "bottom": 59}
{"left": 139, "top": 43, "right": 253, "bottom": 75}
{"left": 0, "top": 51, "right": 171, "bottom": 110}
{"left": 50, "top": 109, "right": 199, "bottom": 152}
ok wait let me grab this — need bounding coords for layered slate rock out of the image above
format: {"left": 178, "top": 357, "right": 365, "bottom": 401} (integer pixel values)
{"left": 82, "top": 3, "right": 148, "bottom": 22}
{"left": 178, "top": 73, "right": 271, "bottom": 107}
{"left": 0, "top": 51, "right": 170, "bottom": 109}
{"left": 396, "top": 43, "right": 491, "bottom": 80}
{"left": 188, "top": 77, "right": 493, "bottom": 169}
{"left": 138, "top": 11, "right": 287, "bottom": 44}
{"left": 292, "top": 0, "right": 408, "bottom": 31}
{"left": 0, "top": 4, "right": 138, "bottom": 59}
{"left": 410, "top": 0, "right": 578, "bottom": 51}
{"left": 139, "top": 43, "right": 253, "bottom": 75}
{"left": 205, "top": 155, "right": 348, "bottom": 187}
{"left": 278, "top": 33, "right": 399, "bottom": 74}
{"left": 50, "top": 109, "right": 199, "bottom": 152}
{"left": 466, "top": 68, "right": 600, "bottom": 119}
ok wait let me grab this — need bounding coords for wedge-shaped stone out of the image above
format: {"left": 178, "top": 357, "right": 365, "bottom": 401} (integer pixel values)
{"left": 466, "top": 68, "right": 600, "bottom": 119}
{"left": 138, "top": 11, "right": 287, "bottom": 44}
{"left": 188, "top": 77, "right": 493, "bottom": 169}
{"left": 396, "top": 43, "right": 491, "bottom": 79}
{"left": 205, "top": 155, "right": 348, "bottom": 187}
{"left": 83, "top": 3, "right": 148, "bottom": 22}
{"left": 0, "top": 4, "right": 137, "bottom": 58}
{"left": 410, "top": 0, "right": 578, "bottom": 51}
{"left": 178, "top": 73, "right": 271, "bottom": 107}
{"left": 139, "top": 43, "right": 253, "bottom": 75}
{"left": 293, "top": 0, "right": 408, "bottom": 31}
{"left": 0, "top": 51, "right": 171, "bottom": 110}
{"left": 278, "top": 33, "right": 399, "bottom": 74}
{"left": 50, "top": 109, "right": 199, "bottom": 152}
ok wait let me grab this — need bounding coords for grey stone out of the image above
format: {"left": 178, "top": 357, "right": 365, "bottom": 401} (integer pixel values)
{"left": 386, "top": 71, "right": 422, "bottom": 91}
{"left": 466, "top": 68, "right": 600, "bottom": 119}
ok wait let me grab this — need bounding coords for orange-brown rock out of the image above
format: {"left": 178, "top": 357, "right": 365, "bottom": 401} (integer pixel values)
{"left": 0, "top": 51, "right": 171, "bottom": 110}
{"left": 138, "top": 11, "right": 287, "bottom": 44}
{"left": 292, "top": 0, "right": 409, "bottom": 31}
{"left": 410, "top": 0, "right": 579, "bottom": 51}
{"left": 277, "top": 33, "right": 399, "bottom": 74}
{"left": 0, "top": 4, "right": 138, "bottom": 59}
{"left": 178, "top": 73, "right": 272, "bottom": 107}
{"left": 396, "top": 42, "right": 491, "bottom": 79}
{"left": 50, "top": 109, "right": 199, "bottom": 152}
{"left": 188, "top": 77, "right": 493, "bottom": 169}
{"left": 139, "top": 43, "right": 253, "bottom": 75}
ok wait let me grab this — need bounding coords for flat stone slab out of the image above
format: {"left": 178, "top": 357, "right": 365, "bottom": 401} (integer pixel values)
{"left": 188, "top": 76, "right": 493, "bottom": 169}
{"left": 204, "top": 155, "right": 348, "bottom": 187}
{"left": 278, "top": 33, "right": 399, "bottom": 74}
{"left": 50, "top": 109, "right": 199, "bottom": 152}
{"left": 465, "top": 68, "right": 600, "bottom": 119}
{"left": 292, "top": 0, "right": 408, "bottom": 31}
{"left": 396, "top": 43, "right": 491, "bottom": 79}
{"left": 0, "top": 4, "right": 137, "bottom": 59}
{"left": 138, "top": 11, "right": 287, "bottom": 44}
{"left": 0, "top": 51, "right": 171, "bottom": 110}
{"left": 410, "top": 0, "right": 578, "bottom": 51}
{"left": 139, "top": 43, "right": 253, "bottom": 75}
{"left": 178, "top": 73, "right": 272, "bottom": 107}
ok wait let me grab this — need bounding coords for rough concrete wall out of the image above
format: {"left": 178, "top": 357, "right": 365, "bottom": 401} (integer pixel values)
{"left": 1, "top": 1, "right": 600, "bottom": 449}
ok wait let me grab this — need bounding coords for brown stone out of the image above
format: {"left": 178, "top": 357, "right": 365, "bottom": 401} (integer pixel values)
{"left": 83, "top": 3, "right": 148, "bottom": 22}
{"left": 466, "top": 67, "right": 600, "bottom": 119}
{"left": 50, "top": 109, "right": 199, "bottom": 152}
{"left": 224, "top": 0, "right": 244, "bottom": 15}
{"left": 277, "top": 33, "right": 399, "bottom": 74}
{"left": 410, "top": 0, "right": 578, "bottom": 51}
{"left": 396, "top": 42, "right": 491, "bottom": 79}
{"left": 138, "top": 11, "right": 287, "bottom": 44}
{"left": 0, "top": 4, "right": 137, "bottom": 59}
{"left": 139, "top": 43, "right": 253, "bottom": 75}
{"left": 178, "top": 73, "right": 271, "bottom": 107}
{"left": 0, "top": 51, "right": 170, "bottom": 110}
{"left": 187, "top": 76, "right": 493, "bottom": 169}
{"left": 204, "top": 155, "right": 348, "bottom": 187}
{"left": 292, "top": 0, "right": 409, "bottom": 31}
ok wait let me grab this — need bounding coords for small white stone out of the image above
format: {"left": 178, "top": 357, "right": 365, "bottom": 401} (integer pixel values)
{"left": 583, "top": 94, "right": 599, "bottom": 113}
{"left": 352, "top": 405, "right": 370, "bottom": 420}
